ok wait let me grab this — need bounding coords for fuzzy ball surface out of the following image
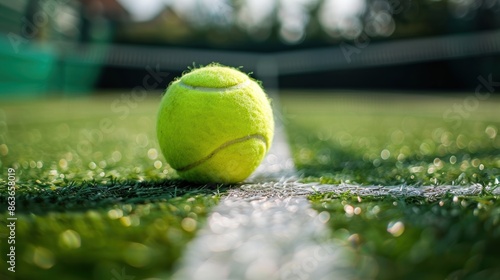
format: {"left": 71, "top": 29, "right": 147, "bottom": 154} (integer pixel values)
{"left": 157, "top": 65, "right": 274, "bottom": 183}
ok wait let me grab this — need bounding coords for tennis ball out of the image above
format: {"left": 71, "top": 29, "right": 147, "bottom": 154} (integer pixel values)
{"left": 157, "top": 64, "right": 274, "bottom": 183}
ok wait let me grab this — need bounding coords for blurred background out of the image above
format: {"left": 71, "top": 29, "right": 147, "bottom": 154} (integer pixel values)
{"left": 1, "top": 0, "right": 500, "bottom": 98}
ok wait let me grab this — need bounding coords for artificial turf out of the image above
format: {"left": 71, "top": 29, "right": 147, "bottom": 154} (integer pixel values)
{"left": 1, "top": 91, "right": 499, "bottom": 279}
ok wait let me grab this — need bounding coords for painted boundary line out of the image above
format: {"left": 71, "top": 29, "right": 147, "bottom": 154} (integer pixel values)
{"left": 171, "top": 196, "right": 354, "bottom": 280}
{"left": 232, "top": 181, "right": 500, "bottom": 200}
{"left": 171, "top": 181, "right": 499, "bottom": 279}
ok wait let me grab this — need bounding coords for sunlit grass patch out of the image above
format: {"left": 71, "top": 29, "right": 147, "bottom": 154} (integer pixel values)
{"left": 282, "top": 92, "right": 500, "bottom": 186}
{"left": 309, "top": 193, "right": 500, "bottom": 279}
{"left": 0, "top": 97, "right": 174, "bottom": 184}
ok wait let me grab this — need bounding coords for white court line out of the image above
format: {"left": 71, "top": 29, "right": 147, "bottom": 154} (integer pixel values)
{"left": 171, "top": 196, "right": 354, "bottom": 280}
{"left": 234, "top": 181, "right": 500, "bottom": 199}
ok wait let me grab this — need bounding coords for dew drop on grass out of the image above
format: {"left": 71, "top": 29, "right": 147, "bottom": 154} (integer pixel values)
{"left": 344, "top": 205, "right": 354, "bottom": 217}
{"left": 473, "top": 209, "right": 480, "bottom": 216}
{"left": 188, "top": 212, "right": 198, "bottom": 220}
{"left": 108, "top": 209, "right": 123, "bottom": 219}
{"left": 338, "top": 132, "right": 353, "bottom": 147}
{"left": 450, "top": 155, "right": 457, "bottom": 164}
{"left": 485, "top": 125, "right": 497, "bottom": 139}
{"left": 371, "top": 205, "right": 380, "bottom": 215}
{"left": 397, "top": 153, "right": 405, "bottom": 162}
{"left": 381, "top": 149, "right": 390, "bottom": 160}
{"left": 387, "top": 221, "right": 405, "bottom": 237}
{"left": 0, "top": 144, "right": 8, "bottom": 156}
{"left": 181, "top": 217, "right": 197, "bottom": 232}
{"left": 433, "top": 158, "right": 443, "bottom": 168}
{"left": 124, "top": 243, "right": 152, "bottom": 268}
{"left": 130, "top": 215, "right": 140, "bottom": 226}
{"left": 120, "top": 216, "right": 132, "bottom": 227}
{"left": 112, "top": 151, "right": 122, "bottom": 162}
{"left": 456, "top": 134, "right": 467, "bottom": 149}
{"left": 136, "top": 133, "right": 149, "bottom": 147}
{"left": 461, "top": 200, "right": 468, "bottom": 208}
{"left": 419, "top": 142, "right": 433, "bottom": 155}
{"left": 460, "top": 161, "right": 470, "bottom": 172}
{"left": 59, "top": 159, "right": 68, "bottom": 169}
{"left": 59, "top": 230, "right": 81, "bottom": 249}
{"left": 33, "top": 247, "right": 55, "bottom": 269}
{"left": 86, "top": 210, "right": 101, "bottom": 221}
{"left": 427, "top": 166, "right": 435, "bottom": 174}
{"left": 391, "top": 130, "right": 405, "bottom": 144}
{"left": 348, "top": 233, "right": 361, "bottom": 248}
{"left": 148, "top": 148, "right": 158, "bottom": 160}
{"left": 317, "top": 211, "right": 330, "bottom": 224}
{"left": 122, "top": 204, "right": 133, "bottom": 213}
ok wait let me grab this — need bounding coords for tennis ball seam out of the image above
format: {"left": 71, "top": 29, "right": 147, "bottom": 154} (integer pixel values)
{"left": 176, "top": 134, "right": 268, "bottom": 172}
{"left": 178, "top": 79, "right": 252, "bottom": 91}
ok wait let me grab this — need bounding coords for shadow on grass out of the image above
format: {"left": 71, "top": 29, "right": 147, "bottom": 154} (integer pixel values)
{"left": 0, "top": 179, "right": 223, "bottom": 280}
{"left": 3, "top": 179, "right": 232, "bottom": 214}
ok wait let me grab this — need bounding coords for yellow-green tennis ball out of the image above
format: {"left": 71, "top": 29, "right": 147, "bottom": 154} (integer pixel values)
{"left": 157, "top": 65, "right": 274, "bottom": 183}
